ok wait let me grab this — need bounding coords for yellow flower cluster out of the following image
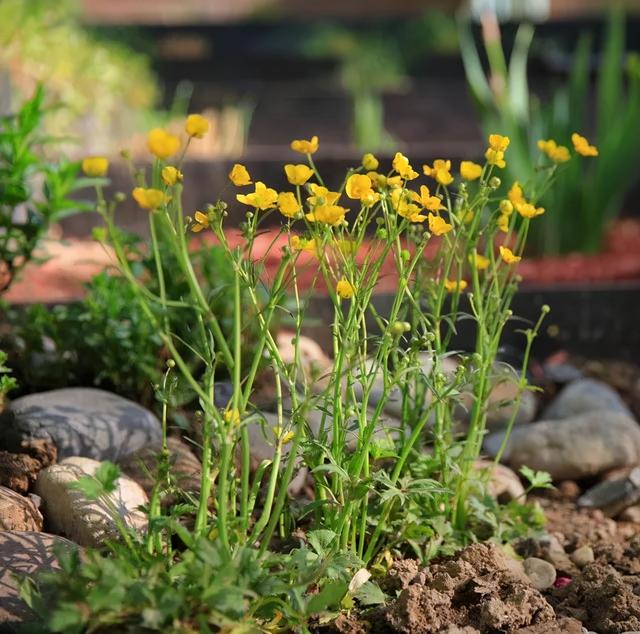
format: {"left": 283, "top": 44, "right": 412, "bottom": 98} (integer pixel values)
{"left": 507, "top": 182, "right": 544, "bottom": 219}
{"left": 485, "top": 134, "right": 509, "bottom": 168}
{"left": 537, "top": 139, "right": 570, "bottom": 163}
{"left": 571, "top": 133, "right": 598, "bottom": 157}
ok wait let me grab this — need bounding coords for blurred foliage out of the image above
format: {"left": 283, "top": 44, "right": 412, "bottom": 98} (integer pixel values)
{"left": 0, "top": 85, "right": 90, "bottom": 292}
{"left": 0, "top": 0, "right": 158, "bottom": 155}
{"left": 459, "top": 9, "right": 640, "bottom": 254}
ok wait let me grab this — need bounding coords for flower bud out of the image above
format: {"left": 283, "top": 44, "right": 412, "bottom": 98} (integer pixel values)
{"left": 166, "top": 359, "right": 176, "bottom": 368}
{"left": 541, "top": 304, "right": 551, "bottom": 314}
{"left": 489, "top": 176, "right": 501, "bottom": 189}
{"left": 114, "top": 192, "right": 126, "bottom": 203}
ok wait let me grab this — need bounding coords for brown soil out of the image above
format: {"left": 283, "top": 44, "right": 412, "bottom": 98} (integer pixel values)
{"left": 0, "top": 438, "right": 57, "bottom": 494}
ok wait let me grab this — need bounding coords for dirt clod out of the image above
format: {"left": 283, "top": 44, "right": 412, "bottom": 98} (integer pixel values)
{"left": 0, "top": 438, "right": 57, "bottom": 494}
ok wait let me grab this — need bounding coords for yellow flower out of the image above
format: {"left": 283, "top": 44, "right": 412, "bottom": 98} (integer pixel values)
{"left": 488, "top": 134, "right": 510, "bottom": 152}
{"left": 161, "top": 166, "right": 183, "bottom": 186}
{"left": 463, "top": 210, "right": 475, "bottom": 224}
{"left": 147, "top": 128, "right": 181, "bottom": 160}
{"left": 361, "top": 190, "right": 381, "bottom": 207}
{"left": 392, "top": 152, "right": 419, "bottom": 180}
{"left": 471, "top": 253, "right": 490, "bottom": 270}
{"left": 515, "top": 201, "right": 545, "bottom": 218}
{"left": 444, "top": 279, "right": 467, "bottom": 292}
{"left": 336, "top": 278, "right": 354, "bottom": 299}
{"left": 334, "top": 239, "right": 358, "bottom": 256}
{"left": 291, "top": 135, "right": 319, "bottom": 154}
{"left": 423, "top": 160, "right": 454, "bottom": 186}
{"left": 385, "top": 175, "right": 404, "bottom": 188}
{"left": 367, "top": 171, "right": 387, "bottom": 189}
{"left": 277, "top": 192, "right": 300, "bottom": 218}
{"left": 507, "top": 182, "right": 525, "bottom": 206}
{"left": 362, "top": 153, "right": 379, "bottom": 170}
{"left": 537, "top": 139, "right": 571, "bottom": 163}
{"left": 81, "top": 156, "right": 109, "bottom": 177}
{"left": 132, "top": 187, "right": 169, "bottom": 210}
{"left": 428, "top": 212, "right": 452, "bottom": 236}
{"left": 306, "top": 205, "right": 347, "bottom": 226}
{"left": 284, "top": 164, "right": 314, "bottom": 186}
{"left": 223, "top": 408, "right": 240, "bottom": 425}
{"left": 460, "top": 161, "right": 482, "bottom": 181}
{"left": 499, "top": 200, "right": 514, "bottom": 216}
{"left": 272, "top": 426, "right": 295, "bottom": 444}
{"left": 229, "top": 163, "right": 252, "bottom": 186}
{"left": 391, "top": 189, "right": 425, "bottom": 223}
{"left": 485, "top": 148, "right": 506, "bottom": 168}
{"left": 191, "top": 210, "right": 210, "bottom": 232}
{"left": 307, "top": 184, "right": 341, "bottom": 207}
{"left": 236, "top": 181, "right": 278, "bottom": 210}
{"left": 345, "top": 174, "right": 374, "bottom": 201}
{"left": 185, "top": 114, "right": 210, "bottom": 138}
{"left": 416, "top": 185, "right": 445, "bottom": 211}
{"left": 497, "top": 214, "right": 510, "bottom": 233}
{"left": 572, "top": 132, "right": 598, "bottom": 157}
{"left": 289, "top": 235, "right": 318, "bottom": 256}
{"left": 499, "top": 245, "right": 521, "bottom": 264}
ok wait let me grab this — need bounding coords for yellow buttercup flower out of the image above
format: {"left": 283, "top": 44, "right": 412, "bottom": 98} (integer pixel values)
{"left": 81, "top": 156, "right": 109, "bottom": 177}
{"left": 161, "top": 166, "right": 183, "bottom": 186}
{"left": 132, "top": 187, "right": 169, "bottom": 210}
{"left": 460, "top": 161, "right": 482, "bottom": 181}
{"left": 367, "top": 171, "right": 387, "bottom": 189}
{"left": 277, "top": 192, "right": 300, "bottom": 218}
{"left": 485, "top": 148, "right": 506, "bottom": 168}
{"left": 272, "top": 426, "right": 295, "bottom": 444}
{"left": 416, "top": 185, "right": 444, "bottom": 211}
{"left": 191, "top": 210, "right": 210, "bottom": 233}
{"left": 471, "top": 253, "right": 490, "bottom": 270}
{"left": 499, "top": 245, "right": 521, "bottom": 264}
{"left": 223, "top": 408, "right": 241, "bottom": 425}
{"left": 185, "top": 114, "right": 210, "bottom": 138}
{"left": 392, "top": 189, "right": 425, "bottom": 223}
{"left": 537, "top": 139, "right": 570, "bottom": 163}
{"left": 147, "top": 128, "right": 181, "bottom": 160}
{"left": 284, "top": 164, "right": 314, "bottom": 186}
{"left": 307, "top": 184, "right": 341, "bottom": 207}
{"left": 463, "top": 210, "right": 475, "bottom": 224}
{"left": 306, "top": 205, "right": 347, "bottom": 226}
{"left": 508, "top": 182, "right": 525, "bottom": 206}
{"left": 229, "top": 163, "right": 252, "bottom": 186}
{"left": 336, "top": 278, "right": 354, "bottom": 299}
{"left": 385, "top": 175, "right": 404, "bottom": 188}
{"left": 444, "top": 279, "right": 468, "bottom": 292}
{"left": 362, "top": 153, "right": 379, "bottom": 171}
{"left": 345, "top": 174, "right": 374, "bottom": 201}
{"left": 236, "top": 182, "right": 278, "bottom": 210}
{"left": 497, "top": 214, "right": 510, "bottom": 233}
{"left": 289, "top": 235, "right": 318, "bottom": 256}
{"left": 392, "top": 152, "right": 419, "bottom": 180}
{"left": 360, "top": 190, "right": 381, "bottom": 207}
{"left": 428, "top": 212, "right": 452, "bottom": 236}
{"left": 488, "top": 134, "right": 510, "bottom": 152}
{"left": 499, "top": 200, "right": 514, "bottom": 216}
{"left": 572, "top": 133, "right": 598, "bottom": 157}
{"left": 291, "top": 135, "right": 319, "bottom": 154}
{"left": 515, "top": 202, "right": 545, "bottom": 218}
{"left": 423, "top": 160, "right": 454, "bottom": 186}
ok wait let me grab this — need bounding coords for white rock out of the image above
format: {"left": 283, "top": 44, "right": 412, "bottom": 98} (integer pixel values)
{"left": 474, "top": 460, "right": 525, "bottom": 501}
{"left": 35, "top": 457, "right": 147, "bottom": 547}
{"left": 523, "top": 557, "right": 557, "bottom": 590}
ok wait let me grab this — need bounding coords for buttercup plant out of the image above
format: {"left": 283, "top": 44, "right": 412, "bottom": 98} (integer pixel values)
{"left": 27, "top": 119, "right": 595, "bottom": 631}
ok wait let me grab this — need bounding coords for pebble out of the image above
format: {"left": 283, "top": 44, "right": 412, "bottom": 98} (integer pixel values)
{"left": 484, "top": 411, "right": 640, "bottom": 481}
{"left": 541, "top": 378, "right": 633, "bottom": 420}
{"left": 475, "top": 460, "right": 525, "bottom": 501}
{"left": 0, "top": 388, "right": 162, "bottom": 462}
{"left": 523, "top": 557, "right": 557, "bottom": 590}
{"left": 570, "top": 545, "right": 595, "bottom": 568}
{"left": 577, "top": 467, "right": 640, "bottom": 517}
{"left": 35, "top": 456, "right": 147, "bottom": 547}
{"left": 0, "top": 487, "right": 43, "bottom": 532}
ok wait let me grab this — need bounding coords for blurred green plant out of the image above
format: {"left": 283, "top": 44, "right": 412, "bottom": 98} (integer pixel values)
{"left": 459, "top": 9, "right": 640, "bottom": 254}
{"left": 0, "top": 0, "right": 158, "bottom": 155}
{"left": 0, "top": 85, "right": 89, "bottom": 292}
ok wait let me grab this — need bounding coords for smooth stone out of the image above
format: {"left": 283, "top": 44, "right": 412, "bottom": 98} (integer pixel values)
{"left": 484, "top": 412, "right": 640, "bottom": 481}
{"left": 35, "top": 457, "right": 147, "bottom": 547}
{"left": 541, "top": 378, "right": 633, "bottom": 420}
{"left": 475, "top": 460, "right": 525, "bottom": 501}
{"left": 570, "top": 545, "right": 595, "bottom": 568}
{"left": 577, "top": 467, "right": 640, "bottom": 517}
{"left": 118, "top": 437, "right": 201, "bottom": 504}
{"left": 0, "top": 531, "right": 77, "bottom": 628}
{"left": 542, "top": 362, "right": 584, "bottom": 385}
{"left": 276, "top": 332, "right": 332, "bottom": 392}
{"left": 0, "top": 388, "right": 162, "bottom": 462}
{"left": 523, "top": 557, "right": 557, "bottom": 590}
{"left": 618, "top": 505, "right": 640, "bottom": 522}
{"left": 0, "top": 487, "right": 43, "bottom": 532}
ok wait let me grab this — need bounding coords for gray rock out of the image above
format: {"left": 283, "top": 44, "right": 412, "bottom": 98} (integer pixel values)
{"left": 542, "top": 378, "right": 632, "bottom": 420}
{"left": 0, "top": 388, "right": 162, "bottom": 461}
{"left": 484, "top": 412, "right": 640, "bottom": 481}
{"left": 570, "top": 545, "right": 594, "bottom": 568}
{"left": 0, "top": 487, "right": 43, "bottom": 532}
{"left": 523, "top": 557, "right": 556, "bottom": 590}
{"left": 0, "top": 531, "right": 77, "bottom": 628}
{"left": 35, "top": 457, "right": 147, "bottom": 547}
{"left": 577, "top": 467, "right": 640, "bottom": 517}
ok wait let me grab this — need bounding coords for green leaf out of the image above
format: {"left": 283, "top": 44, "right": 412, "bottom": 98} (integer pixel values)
{"left": 306, "top": 581, "right": 349, "bottom": 614}
{"left": 353, "top": 581, "right": 386, "bottom": 606}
